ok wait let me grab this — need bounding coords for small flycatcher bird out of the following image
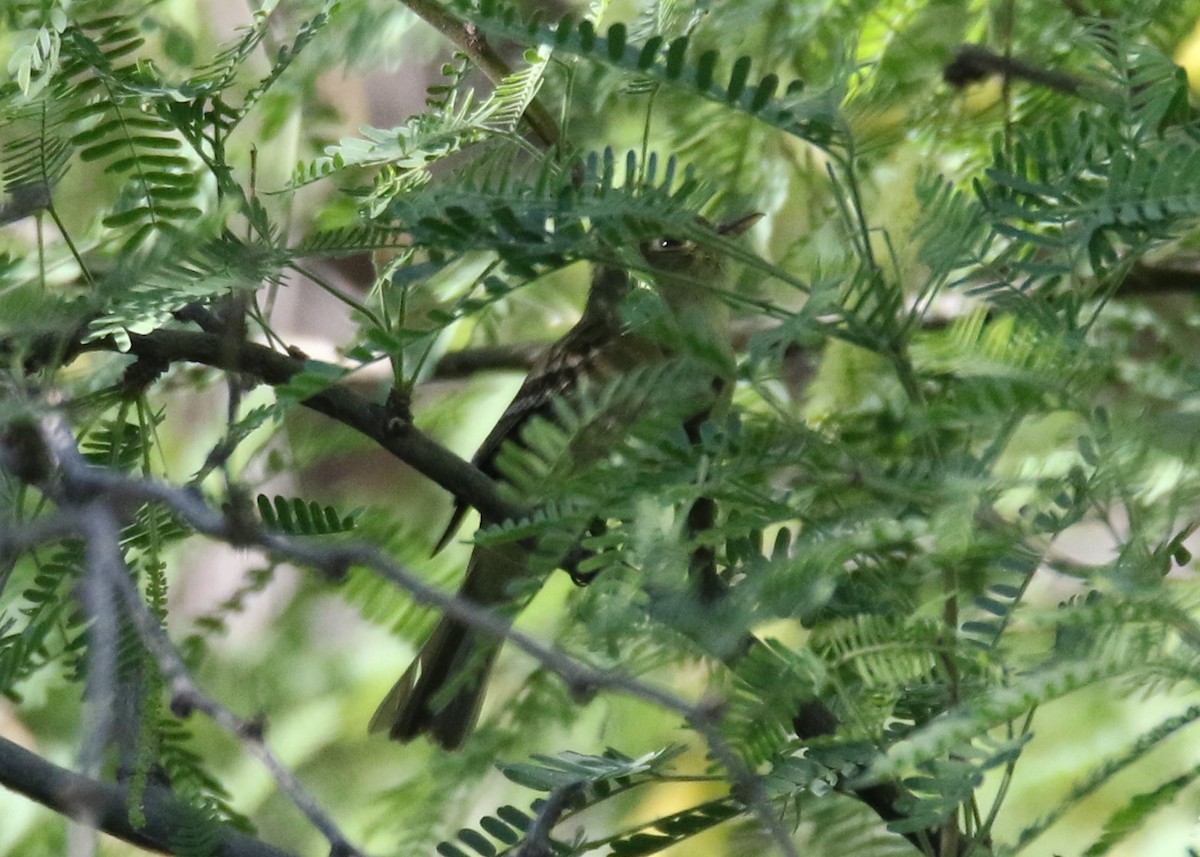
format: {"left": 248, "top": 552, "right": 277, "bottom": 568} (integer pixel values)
{"left": 370, "top": 214, "right": 760, "bottom": 748}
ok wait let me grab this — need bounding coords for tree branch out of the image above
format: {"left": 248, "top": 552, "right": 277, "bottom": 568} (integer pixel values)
{"left": 56, "top": 321, "right": 955, "bottom": 853}
{"left": 77, "top": 328, "right": 524, "bottom": 528}
{"left": 400, "top": 0, "right": 561, "bottom": 149}
{"left": 516, "top": 781, "right": 583, "bottom": 857}
{"left": 430, "top": 342, "right": 543, "bottom": 379}
{"left": 1118, "top": 258, "right": 1200, "bottom": 296}
{"left": 943, "top": 44, "right": 1087, "bottom": 95}
{"left": 0, "top": 736, "right": 297, "bottom": 857}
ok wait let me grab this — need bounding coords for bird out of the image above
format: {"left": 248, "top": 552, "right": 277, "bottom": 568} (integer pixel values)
{"left": 369, "top": 213, "right": 761, "bottom": 748}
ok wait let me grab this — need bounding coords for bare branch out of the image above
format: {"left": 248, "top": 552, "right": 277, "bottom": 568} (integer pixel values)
{"left": 944, "top": 44, "right": 1088, "bottom": 95}
{"left": 0, "top": 511, "right": 80, "bottom": 554}
{"left": 517, "top": 781, "right": 583, "bottom": 857}
{"left": 1120, "top": 258, "right": 1200, "bottom": 296}
{"left": 76, "top": 327, "right": 525, "bottom": 527}
{"left": 430, "top": 342, "right": 543, "bottom": 379}
{"left": 16, "top": 316, "right": 943, "bottom": 853}
{"left": 0, "top": 735, "right": 297, "bottom": 857}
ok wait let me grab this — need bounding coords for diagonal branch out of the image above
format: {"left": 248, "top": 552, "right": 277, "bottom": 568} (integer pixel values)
{"left": 516, "top": 781, "right": 584, "bottom": 857}
{"left": 0, "top": 735, "right": 298, "bottom": 857}
{"left": 400, "top": 0, "right": 561, "bottom": 149}
{"left": 76, "top": 327, "right": 524, "bottom": 527}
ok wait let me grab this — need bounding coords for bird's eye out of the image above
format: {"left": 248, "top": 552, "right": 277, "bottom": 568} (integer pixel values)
{"left": 640, "top": 235, "right": 697, "bottom": 271}
{"left": 641, "top": 236, "right": 693, "bottom": 257}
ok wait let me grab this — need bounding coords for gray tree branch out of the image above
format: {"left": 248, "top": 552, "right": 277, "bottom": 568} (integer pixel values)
{"left": 0, "top": 736, "right": 297, "bottom": 857}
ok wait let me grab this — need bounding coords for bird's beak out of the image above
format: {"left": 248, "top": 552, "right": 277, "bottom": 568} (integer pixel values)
{"left": 717, "top": 212, "right": 764, "bottom": 237}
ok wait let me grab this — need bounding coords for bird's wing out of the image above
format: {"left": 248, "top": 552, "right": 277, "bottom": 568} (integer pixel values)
{"left": 432, "top": 312, "right": 616, "bottom": 554}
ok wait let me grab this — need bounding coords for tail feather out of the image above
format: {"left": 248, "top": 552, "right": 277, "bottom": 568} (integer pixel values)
{"left": 372, "top": 540, "right": 526, "bottom": 747}
{"left": 369, "top": 615, "right": 500, "bottom": 749}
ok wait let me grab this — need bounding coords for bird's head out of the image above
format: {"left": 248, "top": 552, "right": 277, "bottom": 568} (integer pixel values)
{"left": 585, "top": 212, "right": 761, "bottom": 320}
{"left": 639, "top": 212, "right": 762, "bottom": 278}
{"left": 635, "top": 212, "right": 762, "bottom": 317}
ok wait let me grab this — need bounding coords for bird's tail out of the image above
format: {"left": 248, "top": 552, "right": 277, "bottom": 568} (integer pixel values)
{"left": 369, "top": 614, "right": 501, "bottom": 748}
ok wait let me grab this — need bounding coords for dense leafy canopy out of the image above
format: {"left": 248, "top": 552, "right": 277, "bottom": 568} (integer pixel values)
{"left": 4, "top": 1, "right": 1200, "bottom": 856}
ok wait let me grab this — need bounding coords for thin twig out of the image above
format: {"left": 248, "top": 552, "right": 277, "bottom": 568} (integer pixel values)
{"left": 517, "top": 781, "right": 583, "bottom": 857}
{"left": 73, "top": 504, "right": 123, "bottom": 857}
{"left": 106, "top": 541, "right": 365, "bottom": 857}
{"left": 78, "top": 499, "right": 161, "bottom": 850}
{"left": 0, "top": 511, "right": 80, "bottom": 554}
{"left": 943, "top": 44, "right": 1088, "bottom": 96}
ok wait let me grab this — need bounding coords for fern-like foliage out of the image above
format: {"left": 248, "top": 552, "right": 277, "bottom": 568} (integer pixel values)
{"left": 439, "top": 746, "right": 745, "bottom": 857}
{"left": 255, "top": 493, "right": 358, "bottom": 535}
{"left": 83, "top": 235, "right": 274, "bottom": 349}
{"left": 0, "top": 103, "right": 72, "bottom": 215}
{"left": 294, "top": 43, "right": 552, "bottom": 208}
{"left": 54, "top": 18, "right": 204, "bottom": 252}
{"left": 0, "top": 545, "right": 89, "bottom": 700}
{"left": 7, "top": 1, "right": 1200, "bottom": 856}
{"left": 455, "top": 0, "right": 840, "bottom": 149}
{"left": 385, "top": 148, "right": 712, "bottom": 258}
{"left": 951, "top": 36, "right": 1200, "bottom": 330}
